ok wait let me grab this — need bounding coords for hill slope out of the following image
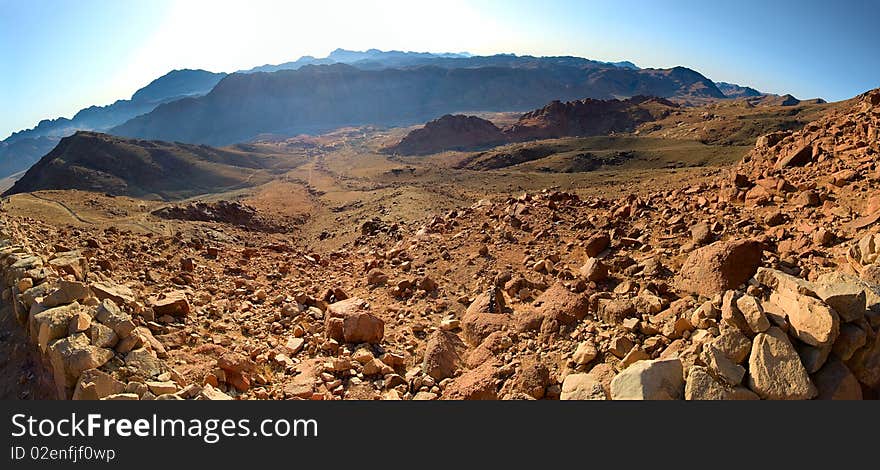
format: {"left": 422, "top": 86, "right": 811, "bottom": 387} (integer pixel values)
{"left": 385, "top": 96, "right": 678, "bottom": 155}
{"left": 111, "top": 62, "right": 725, "bottom": 146}
{"left": 2, "top": 132, "right": 301, "bottom": 200}
{"left": 0, "top": 69, "right": 227, "bottom": 180}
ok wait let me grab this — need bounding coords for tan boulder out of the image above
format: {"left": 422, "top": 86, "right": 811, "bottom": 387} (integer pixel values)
{"left": 560, "top": 372, "right": 607, "bottom": 400}
{"left": 48, "top": 333, "right": 115, "bottom": 393}
{"left": 610, "top": 358, "right": 684, "bottom": 400}
{"left": 747, "top": 327, "right": 817, "bottom": 400}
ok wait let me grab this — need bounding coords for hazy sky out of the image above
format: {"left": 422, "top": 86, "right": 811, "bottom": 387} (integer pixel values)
{"left": 2, "top": 0, "right": 879, "bottom": 139}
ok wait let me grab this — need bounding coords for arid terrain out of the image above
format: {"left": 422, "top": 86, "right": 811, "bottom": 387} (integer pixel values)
{"left": 3, "top": 86, "right": 880, "bottom": 401}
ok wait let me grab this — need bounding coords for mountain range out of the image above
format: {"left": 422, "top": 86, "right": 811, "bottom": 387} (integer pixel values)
{"left": 109, "top": 62, "right": 726, "bottom": 146}
{"left": 0, "top": 48, "right": 772, "bottom": 180}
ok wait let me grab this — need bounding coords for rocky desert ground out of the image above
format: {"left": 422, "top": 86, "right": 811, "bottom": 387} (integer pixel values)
{"left": 2, "top": 89, "right": 879, "bottom": 401}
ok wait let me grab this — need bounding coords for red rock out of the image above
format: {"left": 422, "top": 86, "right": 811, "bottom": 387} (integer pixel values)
{"left": 678, "top": 239, "right": 763, "bottom": 297}
{"left": 776, "top": 144, "right": 812, "bottom": 168}
{"left": 583, "top": 233, "right": 610, "bottom": 257}
{"left": 441, "top": 361, "right": 501, "bottom": 400}
{"left": 150, "top": 291, "right": 190, "bottom": 317}
{"left": 461, "top": 287, "right": 510, "bottom": 346}
{"left": 324, "top": 298, "right": 384, "bottom": 344}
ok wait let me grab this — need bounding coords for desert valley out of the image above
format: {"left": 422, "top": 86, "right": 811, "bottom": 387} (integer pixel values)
{"left": 2, "top": 47, "right": 880, "bottom": 402}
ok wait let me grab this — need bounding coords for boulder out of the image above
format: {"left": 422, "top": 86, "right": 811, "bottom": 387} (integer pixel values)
{"left": 735, "top": 294, "right": 770, "bottom": 333}
{"left": 150, "top": 291, "right": 190, "bottom": 317}
{"left": 768, "top": 290, "right": 839, "bottom": 347}
{"left": 777, "top": 144, "right": 812, "bottom": 168}
{"left": 125, "top": 348, "right": 166, "bottom": 378}
{"left": 48, "top": 251, "right": 88, "bottom": 281}
{"left": 461, "top": 287, "right": 510, "bottom": 346}
{"left": 684, "top": 366, "right": 758, "bottom": 400}
{"left": 847, "top": 333, "right": 880, "bottom": 388}
{"left": 31, "top": 302, "right": 81, "bottom": 352}
{"left": 95, "top": 299, "right": 136, "bottom": 338}
{"left": 579, "top": 258, "right": 608, "bottom": 282}
{"left": 747, "top": 327, "right": 817, "bottom": 400}
{"left": 832, "top": 324, "right": 867, "bottom": 362}
{"left": 442, "top": 362, "right": 501, "bottom": 400}
{"left": 597, "top": 299, "right": 636, "bottom": 324}
{"left": 701, "top": 343, "right": 745, "bottom": 385}
{"left": 812, "top": 358, "right": 863, "bottom": 400}
{"left": 711, "top": 328, "right": 752, "bottom": 364}
{"left": 610, "top": 358, "right": 684, "bottom": 400}
{"left": 678, "top": 239, "right": 762, "bottom": 297}
{"left": 510, "top": 359, "right": 551, "bottom": 399}
{"left": 814, "top": 275, "right": 867, "bottom": 322}
{"left": 42, "top": 280, "right": 91, "bottom": 308}
{"left": 71, "top": 368, "right": 126, "bottom": 400}
{"left": 325, "top": 297, "right": 385, "bottom": 344}
{"left": 572, "top": 340, "right": 598, "bottom": 366}
{"left": 48, "top": 333, "right": 115, "bottom": 393}
{"left": 560, "top": 373, "right": 607, "bottom": 400}
{"left": 90, "top": 282, "right": 136, "bottom": 306}
{"left": 583, "top": 233, "right": 610, "bottom": 257}
{"left": 422, "top": 330, "right": 465, "bottom": 380}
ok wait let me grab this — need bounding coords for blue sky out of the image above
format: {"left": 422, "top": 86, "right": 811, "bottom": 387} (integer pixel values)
{"left": 1, "top": 0, "right": 878, "bottom": 139}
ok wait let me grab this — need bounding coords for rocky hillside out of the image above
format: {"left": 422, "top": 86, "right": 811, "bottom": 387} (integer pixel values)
{"left": 2, "top": 89, "right": 879, "bottom": 401}
{"left": 506, "top": 96, "right": 677, "bottom": 141}
{"left": 385, "top": 96, "right": 678, "bottom": 155}
{"left": 111, "top": 63, "right": 725, "bottom": 146}
{"left": 384, "top": 115, "right": 506, "bottom": 155}
{"left": 2, "top": 132, "right": 301, "bottom": 200}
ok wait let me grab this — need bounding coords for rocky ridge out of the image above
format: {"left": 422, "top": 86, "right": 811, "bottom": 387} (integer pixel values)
{"left": 385, "top": 96, "right": 677, "bottom": 155}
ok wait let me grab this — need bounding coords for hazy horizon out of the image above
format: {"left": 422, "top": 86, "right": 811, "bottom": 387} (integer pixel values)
{"left": 2, "top": 0, "right": 879, "bottom": 140}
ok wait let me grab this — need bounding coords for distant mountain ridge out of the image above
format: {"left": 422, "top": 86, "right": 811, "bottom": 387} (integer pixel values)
{"left": 1, "top": 48, "right": 773, "bottom": 181}
{"left": 242, "top": 48, "right": 640, "bottom": 74}
{"left": 111, "top": 61, "right": 725, "bottom": 146}
{"left": 0, "top": 69, "right": 226, "bottom": 180}
{"left": 715, "top": 81, "right": 765, "bottom": 98}
{"left": 4, "top": 69, "right": 226, "bottom": 143}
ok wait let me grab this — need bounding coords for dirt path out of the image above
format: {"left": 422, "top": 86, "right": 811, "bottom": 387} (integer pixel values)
{"left": 28, "top": 193, "right": 95, "bottom": 224}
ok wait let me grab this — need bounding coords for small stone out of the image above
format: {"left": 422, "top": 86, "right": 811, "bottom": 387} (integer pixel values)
{"left": 366, "top": 269, "right": 388, "bottom": 286}
{"left": 285, "top": 337, "right": 305, "bottom": 355}
{"left": 579, "top": 257, "right": 608, "bottom": 282}
{"left": 572, "top": 340, "right": 598, "bottom": 366}
{"left": 609, "top": 336, "right": 634, "bottom": 358}
{"left": 146, "top": 381, "right": 179, "bottom": 395}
